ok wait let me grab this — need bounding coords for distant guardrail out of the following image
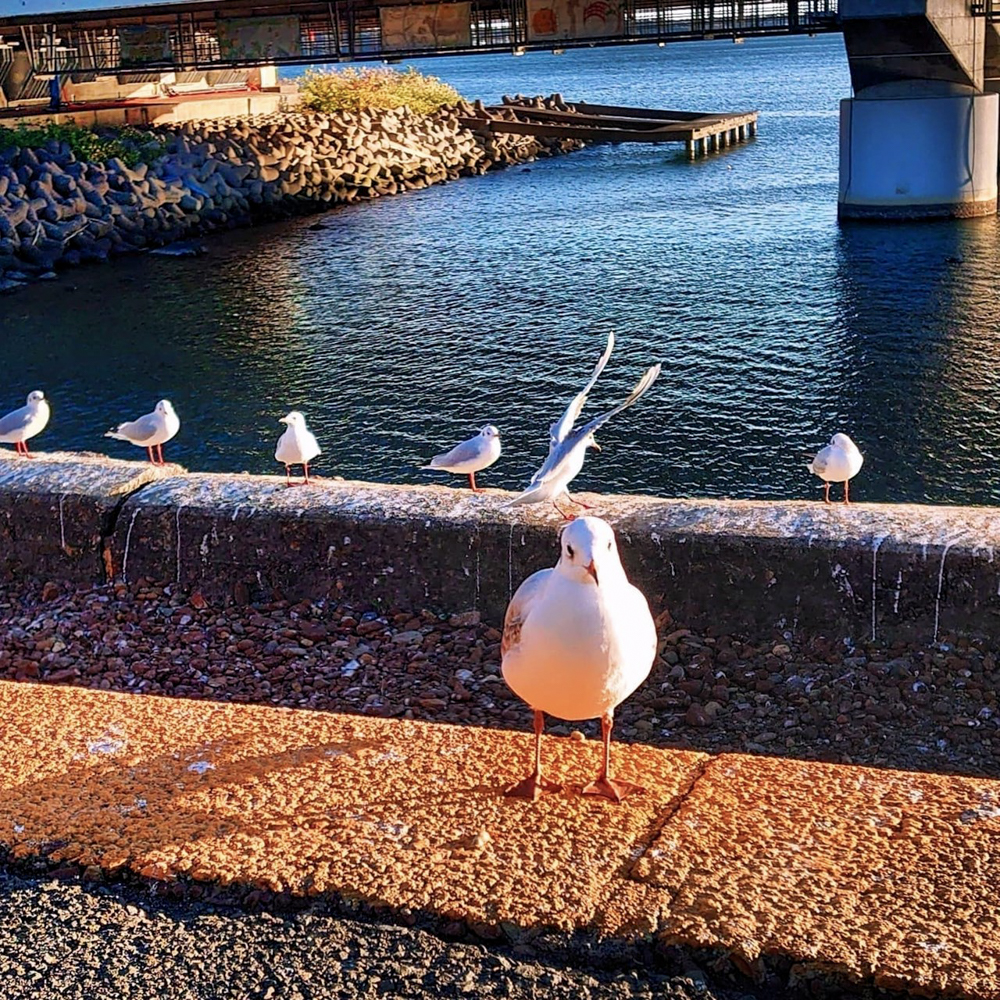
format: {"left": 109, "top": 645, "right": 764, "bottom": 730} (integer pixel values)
{"left": 0, "top": 0, "right": 839, "bottom": 75}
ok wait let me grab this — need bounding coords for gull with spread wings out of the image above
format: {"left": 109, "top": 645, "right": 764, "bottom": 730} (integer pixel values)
{"left": 510, "top": 335, "right": 661, "bottom": 519}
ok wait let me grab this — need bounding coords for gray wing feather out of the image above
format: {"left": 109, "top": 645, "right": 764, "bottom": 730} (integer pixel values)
{"left": 808, "top": 447, "right": 829, "bottom": 475}
{"left": 548, "top": 331, "right": 615, "bottom": 449}
{"left": 428, "top": 436, "right": 484, "bottom": 468}
{"left": 0, "top": 405, "right": 31, "bottom": 438}
{"left": 117, "top": 414, "right": 160, "bottom": 443}
{"left": 569, "top": 363, "right": 661, "bottom": 444}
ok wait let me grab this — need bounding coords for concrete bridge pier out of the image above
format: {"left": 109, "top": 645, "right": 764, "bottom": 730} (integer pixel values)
{"left": 838, "top": 0, "right": 999, "bottom": 220}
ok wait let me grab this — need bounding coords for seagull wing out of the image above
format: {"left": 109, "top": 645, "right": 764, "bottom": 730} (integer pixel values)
{"left": 501, "top": 568, "right": 551, "bottom": 657}
{"left": 424, "top": 435, "right": 485, "bottom": 470}
{"left": 0, "top": 404, "right": 32, "bottom": 440}
{"left": 548, "top": 331, "right": 615, "bottom": 449}
{"left": 808, "top": 446, "right": 830, "bottom": 475}
{"left": 562, "top": 363, "right": 662, "bottom": 449}
{"left": 109, "top": 412, "right": 160, "bottom": 443}
{"left": 513, "top": 363, "right": 661, "bottom": 503}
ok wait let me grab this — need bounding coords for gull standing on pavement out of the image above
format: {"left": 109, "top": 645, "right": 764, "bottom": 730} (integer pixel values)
{"left": 275, "top": 410, "right": 322, "bottom": 486}
{"left": 808, "top": 433, "right": 864, "bottom": 504}
{"left": 105, "top": 400, "right": 180, "bottom": 466}
{"left": 501, "top": 516, "right": 656, "bottom": 802}
{"left": 421, "top": 424, "right": 502, "bottom": 493}
{"left": 0, "top": 391, "right": 50, "bottom": 458}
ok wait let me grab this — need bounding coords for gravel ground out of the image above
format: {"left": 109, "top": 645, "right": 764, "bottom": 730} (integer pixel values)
{"left": 1, "top": 580, "right": 998, "bottom": 777}
{"left": 0, "top": 869, "right": 789, "bottom": 1000}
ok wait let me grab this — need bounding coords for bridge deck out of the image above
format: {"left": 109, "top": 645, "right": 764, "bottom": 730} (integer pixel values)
{"left": 0, "top": 0, "right": 839, "bottom": 76}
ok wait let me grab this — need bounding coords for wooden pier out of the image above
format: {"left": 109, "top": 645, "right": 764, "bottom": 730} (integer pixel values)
{"left": 458, "top": 99, "right": 758, "bottom": 158}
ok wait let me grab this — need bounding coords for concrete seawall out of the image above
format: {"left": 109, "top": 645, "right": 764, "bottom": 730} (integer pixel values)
{"left": 2, "top": 451, "right": 999, "bottom": 644}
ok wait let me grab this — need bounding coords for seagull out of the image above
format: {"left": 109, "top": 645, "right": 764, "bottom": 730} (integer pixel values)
{"left": 105, "top": 400, "right": 180, "bottom": 466}
{"left": 509, "top": 364, "right": 661, "bottom": 519}
{"left": 0, "top": 390, "right": 50, "bottom": 458}
{"left": 547, "top": 331, "right": 616, "bottom": 455}
{"left": 501, "top": 516, "right": 656, "bottom": 803}
{"left": 421, "top": 424, "right": 501, "bottom": 492}
{"left": 808, "top": 433, "right": 864, "bottom": 504}
{"left": 275, "top": 410, "right": 321, "bottom": 486}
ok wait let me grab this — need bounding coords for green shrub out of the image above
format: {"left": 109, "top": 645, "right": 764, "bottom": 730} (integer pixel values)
{"left": 0, "top": 121, "right": 165, "bottom": 167}
{"left": 298, "top": 66, "right": 462, "bottom": 116}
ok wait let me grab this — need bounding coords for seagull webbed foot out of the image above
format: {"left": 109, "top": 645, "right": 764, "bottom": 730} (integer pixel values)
{"left": 505, "top": 773, "right": 562, "bottom": 801}
{"left": 582, "top": 776, "right": 644, "bottom": 803}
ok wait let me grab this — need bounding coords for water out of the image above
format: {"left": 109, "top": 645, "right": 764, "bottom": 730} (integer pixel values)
{"left": 4, "top": 34, "right": 1000, "bottom": 506}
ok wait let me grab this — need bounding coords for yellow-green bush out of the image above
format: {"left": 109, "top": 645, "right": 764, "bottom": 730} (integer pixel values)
{"left": 0, "top": 121, "right": 164, "bottom": 166}
{"left": 298, "top": 66, "right": 462, "bottom": 116}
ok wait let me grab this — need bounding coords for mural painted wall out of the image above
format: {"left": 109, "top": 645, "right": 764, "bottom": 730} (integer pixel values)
{"left": 526, "top": 0, "right": 624, "bottom": 41}
{"left": 379, "top": 3, "right": 472, "bottom": 51}
{"left": 216, "top": 15, "right": 302, "bottom": 61}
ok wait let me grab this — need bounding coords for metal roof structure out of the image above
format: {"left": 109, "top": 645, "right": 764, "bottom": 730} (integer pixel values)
{"left": 0, "top": 0, "right": 839, "bottom": 74}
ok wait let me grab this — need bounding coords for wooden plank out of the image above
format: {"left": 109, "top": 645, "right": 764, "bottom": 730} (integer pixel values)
{"left": 571, "top": 101, "right": 722, "bottom": 122}
{"left": 458, "top": 117, "right": 700, "bottom": 143}
{"left": 490, "top": 106, "right": 691, "bottom": 130}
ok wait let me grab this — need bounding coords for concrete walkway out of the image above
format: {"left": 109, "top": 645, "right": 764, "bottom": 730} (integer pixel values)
{"left": 2, "top": 681, "right": 998, "bottom": 998}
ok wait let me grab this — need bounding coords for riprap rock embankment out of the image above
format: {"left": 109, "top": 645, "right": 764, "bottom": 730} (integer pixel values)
{"left": 0, "top": 96, "right": 583, "bottom": 291}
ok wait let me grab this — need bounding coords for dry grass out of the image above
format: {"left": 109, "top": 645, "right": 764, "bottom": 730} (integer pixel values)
{"left": 298, "top": 66, "right": 462, "bottom": 116}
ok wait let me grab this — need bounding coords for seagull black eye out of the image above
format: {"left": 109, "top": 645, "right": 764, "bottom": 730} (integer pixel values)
{"left": 567, "top": 545, "right": 575, "bottom": 559}
{"left": 607, "top": 541, "right": 612, "bottom": 551}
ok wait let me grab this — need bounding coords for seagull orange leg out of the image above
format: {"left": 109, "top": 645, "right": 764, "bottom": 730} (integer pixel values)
{"left": 505, "top": 710, "right": 562, "bottom": 801}
{"left": 823, "top": 482, "right": 831, "bottom": 505}
{"left": 157, "top": 443, "right": 165, "bottom": 466}
{"left": 468, "top": 471, "right": 482, "bottom": 493}
{"left": 146, "top": 445, "right": 155, "bottom": 465}
{"left": 567, "top": 492, "right": 595, "bottom": 511}
{"left": 843, "top": 480, "right": 850, "bottom": 505}
{"left": 304, "top": 462, "right": 311, "bottom": 485}
{"left": 583, "top": 711, "right": 644, "bottom": 803}
{"left": 552, "top": 498, "right": 576, "bottom": 521}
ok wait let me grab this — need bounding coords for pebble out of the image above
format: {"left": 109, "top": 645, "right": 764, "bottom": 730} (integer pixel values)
{"left": 0, "top": 581, "right": 995, "bottom": 777}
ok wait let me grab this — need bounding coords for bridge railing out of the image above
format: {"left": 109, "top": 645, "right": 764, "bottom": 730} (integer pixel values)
{"left": 0, "top": 0, "right": 839, "bottom": 77}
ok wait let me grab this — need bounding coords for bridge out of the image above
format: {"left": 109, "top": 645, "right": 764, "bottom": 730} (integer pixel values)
{"left": 0, "top": 0, "right": 839, "bottom": 74}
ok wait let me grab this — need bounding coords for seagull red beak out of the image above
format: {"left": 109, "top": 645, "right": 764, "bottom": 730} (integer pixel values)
{"left": 585, "top": 560, "right": 598, "bottom": 584}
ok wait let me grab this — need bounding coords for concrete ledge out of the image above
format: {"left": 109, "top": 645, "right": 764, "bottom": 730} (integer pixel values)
{"left": 4, "top": 681, "right": 999, "bottom": 999}
{"left": 0, "top": 451, "right": 181, "bottom": 584}
{"left": 3, "top": 457, "right": 1000, "bottom": 641}
{"left": 110, "top": 472, "right": 1000, "bottom": 642}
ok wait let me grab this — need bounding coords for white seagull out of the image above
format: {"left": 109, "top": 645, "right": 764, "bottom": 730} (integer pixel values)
{"left": 808, "top": 432, "right": 864, "bottom": 504}
{"left": 275, "top": 410, "right": 322, "bottom": 486}
{"left": 547, "top": 331, "right": 616, "bottom": 455}
{"left": 509, "top": 363, "right": 661, "bottom": 519}
{"left": 421, "top": 424, "right": 501, "bottom": 493}
{"left": 105, "top": 400, "right": 180, "bottom": 466}
{"left": 501, "top": 516, "right": 657, "bottom": 803}
{"left": 0, "top": 390, "right": 50, "bottom": 458}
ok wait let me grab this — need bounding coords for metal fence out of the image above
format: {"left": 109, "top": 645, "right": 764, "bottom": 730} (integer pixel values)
{"left": 0, "top": 0, "right": 839, "bottom": 76}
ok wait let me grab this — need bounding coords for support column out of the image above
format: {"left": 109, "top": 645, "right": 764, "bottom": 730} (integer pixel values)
{"left": 838, "top": 87, "right": 998, "bottom": 220}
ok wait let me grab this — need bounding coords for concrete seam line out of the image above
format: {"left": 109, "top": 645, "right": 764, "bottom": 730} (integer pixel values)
{"left": 622, "top": 755, "right": 714, "bottom": 907}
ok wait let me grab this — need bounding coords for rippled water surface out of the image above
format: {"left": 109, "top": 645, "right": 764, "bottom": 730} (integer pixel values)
{"left": 4, "top": 34, "right": 1000, "bottom": 505}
